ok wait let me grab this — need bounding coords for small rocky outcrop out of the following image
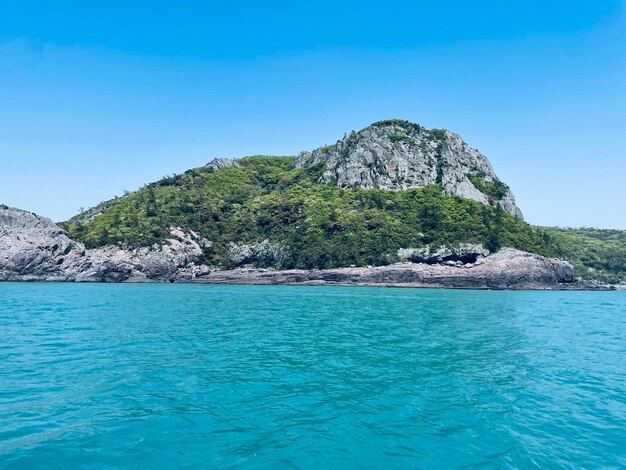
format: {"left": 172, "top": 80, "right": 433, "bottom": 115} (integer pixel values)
{"left": 204, "top": 158, "right": 241, "bottom": 172}
{"left": 89, "top": 228, "right": 209, "bottom": 281}
{"left": 228, "top": 240, "right": 285, "bottom": 266}
{"left": 294, "top": 120, "right": 523, "bottom": 219}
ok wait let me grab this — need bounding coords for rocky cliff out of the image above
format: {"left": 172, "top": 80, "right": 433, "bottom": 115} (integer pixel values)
{"left": 0, "top": 206, "right": 124, "bottom": 281}
{"left": 295, "top": 120, "right": 523, "bottom": 219}
{"left": 0, "top": 206, "right": 205, "bottom": 282}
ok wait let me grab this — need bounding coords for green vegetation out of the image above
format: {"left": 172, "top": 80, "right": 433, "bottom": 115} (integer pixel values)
{"left": 540, "top": 227, "right": 626, "bottom": 283}
{"left": 429, "top": 128, "right": 447, "bottom": 142}
{"left": 62, "top": 156, "right": 553, "bottom": 270}
{"left": 390, "top": 132, "right": 412, "bottom": 144}
{"left": 371, "top": 119, "right": 424, "bottom": 134}
{"left": 467, "top": 173, "right": 510, "bottom": 203}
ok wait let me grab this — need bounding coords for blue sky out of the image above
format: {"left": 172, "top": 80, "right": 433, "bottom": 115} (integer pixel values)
{"left": 1, "top": 0, "right": 625, "bottom": 227}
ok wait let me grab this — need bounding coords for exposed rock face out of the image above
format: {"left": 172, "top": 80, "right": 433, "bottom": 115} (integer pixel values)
{"left": 227, "top": 240, "right": 285, "bottom": 266}
{"left": 294, "top": 120, "right": 523, "bottom": 219}
{"left": 0, "top": 207, "right": 204, "bottom": 282}
{"left": 0, "top": 206, "right": 127, "bottom": 281}
{"left": 89, "top": 228, "right": 208, "bottom": 281}
{"left": 204, "top": 158, "right": 240, "bottom": 171}
{"left": 193, "top": 249, "right": 577, "bottom": 289}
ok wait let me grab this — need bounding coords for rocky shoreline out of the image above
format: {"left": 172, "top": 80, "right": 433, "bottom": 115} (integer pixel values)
{"left": 180, "top": 250, "right": 616, "bottom": 290}
{"left": 0, "top": 206, "right": 620, "bottom": 290}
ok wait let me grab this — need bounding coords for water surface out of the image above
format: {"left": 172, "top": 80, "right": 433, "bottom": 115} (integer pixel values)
{"left": 1, "top": 284, "right": 625, "bottom": 468}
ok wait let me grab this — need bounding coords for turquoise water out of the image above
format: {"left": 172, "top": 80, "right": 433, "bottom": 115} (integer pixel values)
{"left": 1, "top": 284, "right": 625, "bottom": 468}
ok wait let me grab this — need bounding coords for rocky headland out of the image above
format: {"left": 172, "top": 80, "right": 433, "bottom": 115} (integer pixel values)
{"left": 0, "top": 206, "right": 125, "bottom": 282}
{"left": 0, "top": 206, "right": 203, "bottom": 282}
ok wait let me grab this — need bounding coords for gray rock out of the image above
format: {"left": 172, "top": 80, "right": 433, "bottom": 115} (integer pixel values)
{"left": 469, "top": 248, "right": 574, "bottom": 286}
{"left": 549, "top": 258, "right": 575, "bottom": 283}
{"left": 0, "top": 206, "right": 126, "bottom": 281}
{"left": 89, "top": 227, "right": 205, "bottom": 280}
{"left": 453, "top": 243, "right": 490, "bottom": 261}
{"left": 228, "top": 240, "right": 285, "bottom": 266}
{"left": 0, "top": 207, "right": 204, "bottom": 282}
{"left": 204, "top": 158, "right": 241, "bottom": 171}
{"left": 397, "top": 247, "right": 431, "bottom": 263}
{"left": 294, "top": 120, "right": 523, "bottom": 219}
{"left": 174, "top": 263, "right": 212, "bottom": 281}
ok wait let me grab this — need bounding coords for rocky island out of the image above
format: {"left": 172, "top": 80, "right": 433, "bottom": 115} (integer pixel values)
{"left": 1, "top": 120, "right": 625, "bottom": 289}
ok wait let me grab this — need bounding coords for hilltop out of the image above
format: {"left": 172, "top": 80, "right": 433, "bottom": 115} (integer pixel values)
{"left": 61, "top": 120, "right": 549, "bottom": 271}
{"left": 295, "top": 120, "right": 523, "bottom": 219}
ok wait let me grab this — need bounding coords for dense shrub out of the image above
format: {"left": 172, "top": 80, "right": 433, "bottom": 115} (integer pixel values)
{"left": 539, "top": 227, "right": 626, "bottom": 283}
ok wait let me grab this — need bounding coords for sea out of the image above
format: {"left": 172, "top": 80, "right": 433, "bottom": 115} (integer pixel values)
{"left": 1, "top": 283, "right": 625, "bottom": 468}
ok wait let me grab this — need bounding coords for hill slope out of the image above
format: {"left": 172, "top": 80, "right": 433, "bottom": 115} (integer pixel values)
{"left": 539, "top": 227, "right": 626, "bottom": 283}
{"left": 59, "top": 120, "right": 625, "bottom": 282}
{"left": 62, "top": 160, "right": 549, "bottom": 270}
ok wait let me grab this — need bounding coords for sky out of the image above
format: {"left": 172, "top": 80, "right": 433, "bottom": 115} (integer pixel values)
{"left": 1, "top": 0, "right": 625, "bottom": 228}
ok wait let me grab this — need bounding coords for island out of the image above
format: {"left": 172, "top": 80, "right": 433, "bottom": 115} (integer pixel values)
{"left": 2, "top": 120, "right": 625, "bottom": 289}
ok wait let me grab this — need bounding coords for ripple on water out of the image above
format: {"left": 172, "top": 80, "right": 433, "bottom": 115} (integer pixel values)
{"left": 0, "top": 284, "right": 625, "bottom": 468}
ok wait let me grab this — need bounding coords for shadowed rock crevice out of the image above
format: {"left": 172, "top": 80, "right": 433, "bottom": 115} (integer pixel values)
{"left": 397, "top": 243, "right": 491, "bottom": 265}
